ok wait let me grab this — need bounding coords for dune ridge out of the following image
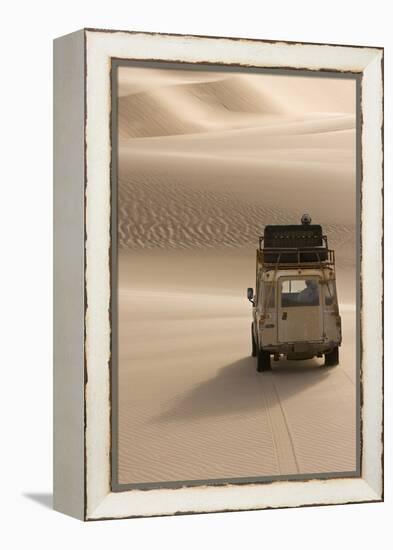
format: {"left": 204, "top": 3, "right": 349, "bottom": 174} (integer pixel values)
{"left": 118, "top": 75, "right": 289, "bottom": 138}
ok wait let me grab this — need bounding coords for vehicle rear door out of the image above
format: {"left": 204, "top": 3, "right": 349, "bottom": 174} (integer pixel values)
{"left": 278, "top": 276, "right": 323, "bottom": 343}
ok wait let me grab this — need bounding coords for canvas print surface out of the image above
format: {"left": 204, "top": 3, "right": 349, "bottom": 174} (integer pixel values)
{"left": 113, "top": 64, "right": 358, "bottom": 487}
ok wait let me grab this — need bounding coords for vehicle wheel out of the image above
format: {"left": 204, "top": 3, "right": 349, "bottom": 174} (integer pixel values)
{"left": 257, "top": 348, "right": 271, "bottom": 372}
{"left": 325, "top": 346, "right": 339, "bottom": 367}
{"left": 251, "top": 324, "right": 257, "bottom": 357}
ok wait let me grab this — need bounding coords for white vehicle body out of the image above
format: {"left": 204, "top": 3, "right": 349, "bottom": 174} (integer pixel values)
{"left": 252, "top": 266, "right": 341, "bottom": 360}
{"left": 247, "top": 220, "right": 342, "bottom": 371}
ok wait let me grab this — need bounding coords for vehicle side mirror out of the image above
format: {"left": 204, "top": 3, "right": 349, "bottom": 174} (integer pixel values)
{"left": 247, "top": 287, "right": 254, "bottom": 303}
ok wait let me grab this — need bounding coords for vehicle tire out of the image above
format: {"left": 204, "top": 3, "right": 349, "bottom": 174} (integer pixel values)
{"left": 257, "top": 348, "right": 271, "bottom": 372}
{"left": 325, "top": 346, "right": 339, "bottom": 367}
{"left": 251, "top": 324, "right": 257, "bottom": 357}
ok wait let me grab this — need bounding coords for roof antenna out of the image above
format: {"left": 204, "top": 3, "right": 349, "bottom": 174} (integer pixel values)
{"left": 301, "top": 213, "right": 312, "bottom": 225}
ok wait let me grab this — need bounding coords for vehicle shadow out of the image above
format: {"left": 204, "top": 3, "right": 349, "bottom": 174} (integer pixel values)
{"left": 155, "top": 355, "right": 333, "bottom": 423}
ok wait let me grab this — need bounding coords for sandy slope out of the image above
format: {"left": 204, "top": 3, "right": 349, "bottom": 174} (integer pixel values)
{"left": 116, "top": 69, "right": 358, "bottom": 484}
{"left": 118, "top": 251, "right": 356, "bottom": 483}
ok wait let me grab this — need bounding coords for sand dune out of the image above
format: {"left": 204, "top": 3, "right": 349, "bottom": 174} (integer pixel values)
{"left": 116, "top": 67, "right": 358, "bottom": 485}
{"left": 118, "top": 68, "right": 356, "bottom": 113}
{"left": 119, "top": 90, "right": 202, "bottom": 138}
{"left": 119, "top": 75, "right": 289, "bottom": 138}
{"left": 118, "top": 71, "right": 356, "bottom": 139}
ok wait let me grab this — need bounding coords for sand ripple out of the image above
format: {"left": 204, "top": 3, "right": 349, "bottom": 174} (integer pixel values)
{"left": 118, "top": 173, "right": 355, "bottom": 267}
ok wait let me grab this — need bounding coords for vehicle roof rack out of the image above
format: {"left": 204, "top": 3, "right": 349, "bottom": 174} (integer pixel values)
{"left": 258, "top": 223, "right": 334, "bottom": 266}
{"left": 257, "top": 247, "right": 335, "bottom": 267}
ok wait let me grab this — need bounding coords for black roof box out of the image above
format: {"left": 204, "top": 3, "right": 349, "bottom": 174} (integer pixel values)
{"left": 264, "top": 224, "right": 323, "bottom": 249}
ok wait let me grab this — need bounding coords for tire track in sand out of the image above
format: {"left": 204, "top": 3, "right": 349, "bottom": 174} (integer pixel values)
{"left": 259, "top": 372, "right": 300, "bottom": 475}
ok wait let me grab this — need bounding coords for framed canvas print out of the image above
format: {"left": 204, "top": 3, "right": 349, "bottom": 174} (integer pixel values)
{"left": 53, "top": 29, "right": 383, "bottom": 520}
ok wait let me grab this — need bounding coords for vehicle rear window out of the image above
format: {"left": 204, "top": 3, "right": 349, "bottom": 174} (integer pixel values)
{"left": 281, "top": 278, "right": 320, "bottom": 307}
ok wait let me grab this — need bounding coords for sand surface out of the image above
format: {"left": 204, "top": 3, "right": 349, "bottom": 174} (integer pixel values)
{"left": 116, "top": 68, "right": 357, "bottom": 484}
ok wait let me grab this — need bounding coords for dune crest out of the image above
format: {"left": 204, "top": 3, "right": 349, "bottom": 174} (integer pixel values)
{"left": 118, "top": 74, "right": 291, "bottom": 138}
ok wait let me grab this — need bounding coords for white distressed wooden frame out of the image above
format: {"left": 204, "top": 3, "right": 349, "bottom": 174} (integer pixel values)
{"left": 53, "top": 29, "right": 383, "bottom": 521}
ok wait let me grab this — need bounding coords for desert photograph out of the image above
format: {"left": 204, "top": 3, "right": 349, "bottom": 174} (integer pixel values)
{"left": 114, "top": 63, "right": 358, "bottom": 486}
